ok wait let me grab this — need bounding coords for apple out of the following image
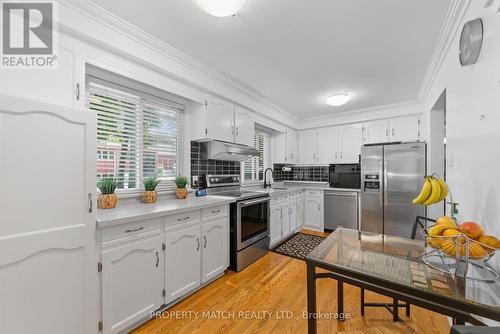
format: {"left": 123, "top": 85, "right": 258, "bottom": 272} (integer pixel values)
{"left": 459, "top": 222, "right": 484, "bottom": 239}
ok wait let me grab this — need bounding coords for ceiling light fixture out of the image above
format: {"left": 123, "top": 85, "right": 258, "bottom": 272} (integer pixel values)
{"left": 326, "top": 93, "right": 351, "bottom": 107}
{"left": 193, "top": 0, "right": 247, "bottom": 17}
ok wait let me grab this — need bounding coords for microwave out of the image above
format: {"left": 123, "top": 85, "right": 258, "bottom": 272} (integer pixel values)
{"left": 329, "top": 164, "right": 361, "bottom": 189}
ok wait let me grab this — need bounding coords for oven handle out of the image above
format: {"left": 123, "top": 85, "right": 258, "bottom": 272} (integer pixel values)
{"left": 239, "top": 198, "right": 270, "bottom": 207}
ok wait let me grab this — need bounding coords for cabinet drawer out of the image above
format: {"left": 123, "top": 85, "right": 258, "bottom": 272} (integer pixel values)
{"left": 102, "top": 217, "right": 162, "bottom": 243}
{"left": 202, "top": 205, "right": 228, "bottom": 219}
{"left": 270, "top": 195, "right": 282, "bottom": 206}
{"left": 165, "top": 210, "right": 201, "bottom": 228}
{"left": 305, "top": 190, "right": 322, "bottom": 197}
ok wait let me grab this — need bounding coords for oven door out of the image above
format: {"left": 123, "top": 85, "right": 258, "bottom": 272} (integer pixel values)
{"left": 236, "top": 197, "right": 270, "bottom": 251}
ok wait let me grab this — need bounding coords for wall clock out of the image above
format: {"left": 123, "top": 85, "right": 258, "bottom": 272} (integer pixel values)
{"left": 459, "top": 18, "right": 483, "bottom": 66}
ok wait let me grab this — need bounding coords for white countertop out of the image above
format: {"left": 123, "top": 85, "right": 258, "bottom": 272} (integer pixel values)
{"left": 247, "top": 182, "right": 361, "bottom": 195}
{"left": 96, "top": 195, "right": 235, "bottom": 228}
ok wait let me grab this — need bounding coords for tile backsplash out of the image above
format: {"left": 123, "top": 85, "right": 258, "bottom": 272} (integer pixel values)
{"left": 273, "top": 164, "right": 329, "bottom": 182}
{"left": 190, "top": 141, "right": 240, "bottom": 188}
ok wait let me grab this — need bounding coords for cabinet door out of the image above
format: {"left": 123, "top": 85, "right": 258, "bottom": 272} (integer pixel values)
{"left": 304, "top": 197, "right": 321, "bottom": 229}
{"left": 289, "top": 198, "right": 297, "bottom": 233}
{"left": 102, "top": 236, "right": 164, "bottom": 334}
{"left": 389, "top": 115, "right": 420, "bottom": 142}
{"left": 363, "top": 120, "right": 389, "bottom": 144}
{"left": 299, "top": 130, "right": 318, "bottom": 164}
{"left": 202, "top": 217, "right": 228, "bottom": 283}
{"left": 205, "top": 96, "right": 235, "bottom": 143}
{"left": 338, "top": 123, "right": 363, "bottom": 163}
{"left": 234, "top": 106, "right": 255, "bottom": 147}
{"left": 317, "top": 127, "right": 339, "bottom": 164}
{"left": 270, "top": 205, "right": 283, "bottom": 246}
{"left": 273, "top": 131, "right": 287, "bottom": 164}
{"left": 165, "top": 223, "right": 201, "bottom": 304}
{"left": 296, "top": 196, "right": 304, "bottom": 229}
{"left": 281, "top": 200, "right": 291, "bottom": 237}
{"left": 287, "top": 129, "right": 299, "bottom": 163}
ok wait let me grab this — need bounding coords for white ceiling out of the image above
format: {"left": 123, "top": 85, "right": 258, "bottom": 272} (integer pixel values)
{"left": 90, "top": 0, "right": 452, "bottom": 119}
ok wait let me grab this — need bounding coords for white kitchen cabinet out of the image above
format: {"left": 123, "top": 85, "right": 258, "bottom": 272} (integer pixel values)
{"left": 363, "top": 119, "right": 390, "bottom": 144}
{"left": 273, "top": 128, "right": 298, "bottom": 164}
{"left": 296, "top": 193, "right": 305, "bottom": 229}
{"left": 299, "top": 130, "right": 318, "bottom": 164}
{"left": 234, "top": 105, "right": 255, "bottom": 147}
{"left": 101, "top": 235, "right": 164, "bottom": 334}
{"left": 164, "top": 222, "right": 201, "bottom": 304}
{"left": 201, "top": 216, "right": 229, "bottom": 283}
{"left": 204, "top": 96, "right": 235, "bottom": 143}
{"left": 338, "top": 123, "right": 363, "bottom": 163}
{"left": 317, "top": 127, "right": 338, "bottom": 164}
{"left": 287, "top": 128, "right": 299, "bottom": 163}
{"left": 281, "top": 194, "right": 291, "bottom": 237}
{"left": 289, "top": 193, "right": 297, "bottom": 233}
{"left": 270, "top": 201, "right": 283, "bottom": 246}
{"left": 304, "top": 194, "right": 323, "bottom": 231}
{"left": 389, "top": 115, "right": 420, "bottom": 142}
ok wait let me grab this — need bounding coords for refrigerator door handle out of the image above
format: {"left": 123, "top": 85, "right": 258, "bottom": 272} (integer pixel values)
{"left": 384, "top": 161, "right": 388, "bottom": 207}
{"left": 379, "top": 161, "right": 384, "bottom": 207}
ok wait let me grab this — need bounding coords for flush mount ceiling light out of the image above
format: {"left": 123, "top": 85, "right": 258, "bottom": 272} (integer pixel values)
{"left": 326, "top": 93, "right": 351, "bottom": 107}
{"left": 194, "top": 0, "right": 247, "bottom": 17}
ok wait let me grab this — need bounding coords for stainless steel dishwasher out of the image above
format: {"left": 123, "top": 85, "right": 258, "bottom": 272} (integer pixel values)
{"left": 324, "top": 190, "right": 359, "bottom": 231}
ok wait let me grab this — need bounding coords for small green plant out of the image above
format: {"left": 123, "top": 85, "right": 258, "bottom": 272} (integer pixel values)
{"left": 144, "top": 177, "right": 160, "bottom": 191}
{"left": 97, "top": 178, "right": 117, "bottom": 195}
{"left": 175, "top": 176, "right": 189, "bottom": 189}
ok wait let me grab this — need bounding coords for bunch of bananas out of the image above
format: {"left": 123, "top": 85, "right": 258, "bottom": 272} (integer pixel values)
{"left": 412, "top": 175, "right": 448, "bottom": 206}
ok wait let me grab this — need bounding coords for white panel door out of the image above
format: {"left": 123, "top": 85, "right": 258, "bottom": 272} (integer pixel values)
{"left": 201, "top": 216, "right": 228, "bottom": 283}
{"left": 338, "top": 123, "right": 363, "bottom": 163}
{"left": 296, "top": 195, "right": 305, "bottom": 229}
{"left": 0, "top": 96, "right": 97, "bottom": 334}
{"left": 363, "top": 120, "right": 389, "bottom": 144}
{"left": 234, "top": 106, "right": 254, "bottom": 147}
{"left": 287, "top": 129, "right": 298, "bottom": 163}
{"left": 289, "top": 198, "right": 297, "bottom": 233}
{"left": 304, "top": 197, "right": 322, "bottom": 229}
{"left": 101, "top": 235, "right": 164, "bottom": 334}
{"left": 317, "top": 127, "right": 339, "bottom": 164}
{"left": 273, "top": 132, "right": 287, "bottom": 164}
{"left": 165, "top": 222, "right": 201, "bottom": 304}
{"left": 205, "top": 96, "right": 235, "bottom": 143}
{"left": 270, "top": 205, "right": 283, "bottom": 246}
{"left": 281, "top": 199, "right": 291, "bottom": 238}
{"left": 389, "top": 115, "right": 420, "bottom": 142}
{"left": 299, "top": 130, "right": 318, "bottom": 164}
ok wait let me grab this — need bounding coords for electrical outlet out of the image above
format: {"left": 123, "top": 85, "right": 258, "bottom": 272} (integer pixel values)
{"left": 449, "top": 152, "right": 455, "bottom": 167}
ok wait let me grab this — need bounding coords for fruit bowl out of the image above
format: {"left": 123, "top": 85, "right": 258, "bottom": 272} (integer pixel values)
{"left": 424, "top": 225, "right": 498, "bottom": 262}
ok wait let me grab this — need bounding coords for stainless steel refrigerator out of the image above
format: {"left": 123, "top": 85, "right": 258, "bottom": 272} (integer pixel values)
{"left": 360, "top": 142, "right": 426, "bottom": 239}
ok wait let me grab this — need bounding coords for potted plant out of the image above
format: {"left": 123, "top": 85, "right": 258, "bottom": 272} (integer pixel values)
{"left": 175, "top": 176, "right": 189, "bottom": 199}
{"left": 97, "top": 178, "right": 118, "bottom": 209}
{"left": 143, "top": 176, "right": 160, "bottom": 203}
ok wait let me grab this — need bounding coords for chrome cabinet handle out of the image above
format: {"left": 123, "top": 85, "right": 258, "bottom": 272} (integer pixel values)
{"left": 204, "top": 235, "right": 207, "bottom": 248}
{"left": 196, "top": 238, "right": 200, "bottom": 251}
{"left": 386, "top": 129, "right": 389, "bottom": 137}
{"left": 211, "top": 209, "right": 221, "bottom": 214}
{"left": 317, "top": 203, "right": 320, "bottom": 211}
{"left": 340, "top": 152, "right": 343, "bottom": 159}
{"left": 125, "top": 227, "right": 144, "bottom": 233}
{"left": 392, "top": 128, "right": 395, "bottom": 136}
{"left": 236, "top": 127, "right": 239, "bottom": 136}
{"left": 177, "top": 216, "right": 190, "bottom": 222}
{"left": 76, "top": 83, "right": 80, "bottom": 101}
{"left": 155, "top": 251, "right": 159, "bottom": 268}
{"left": 88, "top": 193, "right": 93, "bottom": 213}
{"left": 232, "top": 126, "right": 234, "bottom": 135}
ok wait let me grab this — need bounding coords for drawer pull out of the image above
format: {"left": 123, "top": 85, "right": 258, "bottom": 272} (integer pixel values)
{"left": 211, "top": 209, "right": 221, "bottom": 214}
{"left": 196, "top": 238, "right": 200, "bottom": 251}
{"left": 155, "top": 251, "right": 159, "bottom": 268}
{"left": 204, "top": 235, "right": 207, "bottom": 248}
{"left": 177, "top": 216, "right": 190, "bottom": 222}
{"left": 125, "top": 227, "right": 144, "bottom": 233}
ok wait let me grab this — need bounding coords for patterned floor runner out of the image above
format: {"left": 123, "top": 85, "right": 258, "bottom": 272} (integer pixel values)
{"left": 271, "top": 232, "right": 326, "bottom": 260}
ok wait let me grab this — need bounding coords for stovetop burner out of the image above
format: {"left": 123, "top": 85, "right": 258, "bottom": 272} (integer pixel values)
{"left": 205, "top": 174, "right": 268, "bottom": 201}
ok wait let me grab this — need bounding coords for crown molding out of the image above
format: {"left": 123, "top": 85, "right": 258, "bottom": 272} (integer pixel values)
{"left": 417, "top": 0, "right": 471, "bottom": 103}
{"left": 58, "top": 0, "right": 300, "bottom": 124}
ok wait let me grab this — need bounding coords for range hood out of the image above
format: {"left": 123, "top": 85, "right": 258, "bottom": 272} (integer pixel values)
{"left": 200, "top": 140, "right": 259, "bottom": 162}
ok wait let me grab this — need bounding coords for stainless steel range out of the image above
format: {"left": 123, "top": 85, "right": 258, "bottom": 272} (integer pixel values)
{"left": 206, "top": 175, "right": 270, "bottom": 272}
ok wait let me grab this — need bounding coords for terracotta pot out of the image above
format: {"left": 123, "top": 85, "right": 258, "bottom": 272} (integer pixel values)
{"left": 98, "top": 193, "right": 118, "bottom": 209}
{"left": 176, "top": 187, "right": 188, "bottom": 199}
{"left": 143, "top": 190, "right": 158, "bottom": 203}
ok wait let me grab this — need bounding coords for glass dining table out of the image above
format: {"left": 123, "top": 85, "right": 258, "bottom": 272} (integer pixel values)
{"left": 305, "top": 228, "right": 500, "bottom": 334}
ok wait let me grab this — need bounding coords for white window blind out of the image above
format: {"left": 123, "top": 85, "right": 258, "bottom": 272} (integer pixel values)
{"left": 86, "top": 77, "right": 185, "bottom": 193}
{"left": 243, "top": 131, "right": 269, "bottom": 182}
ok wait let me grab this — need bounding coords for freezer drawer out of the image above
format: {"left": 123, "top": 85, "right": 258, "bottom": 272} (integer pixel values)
{"left": 324, "top": 191, "right": 359, "bottom": 231}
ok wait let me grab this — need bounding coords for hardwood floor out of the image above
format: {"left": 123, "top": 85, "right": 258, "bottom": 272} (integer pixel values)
{"left": 133, "top": 230, "right": 450, "bottom": 334}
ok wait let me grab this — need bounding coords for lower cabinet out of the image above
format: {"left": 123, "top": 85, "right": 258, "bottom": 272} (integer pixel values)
{"left": 281, "top": 194, "right": 291, "bottom": 238}
{"left": 304, "top": 192, "right": 323, "bottom": 230}
{"left": 269, "top": 191, "right": 305, "bottom": 247}
{"left": 101, "top": 235, "right": 164, "bottom": 334}
{"left": 296, "top": 193, "right": 305, "bottom": 229}
{"left": 164, "top": 221, "right": 202, "bottom": 304}
{"left": 270, "top": 203, "right": 283, "bottom": 246}
{"left": 289, "top": 193, "right": 297, "bottom": 233}
{"left": 201, "top": 216, "right": 229, "bottom": 283}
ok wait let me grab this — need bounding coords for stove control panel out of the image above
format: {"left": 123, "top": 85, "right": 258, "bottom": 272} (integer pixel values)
{"left": 207, "top": 175, "right": 240, "bottom": 187}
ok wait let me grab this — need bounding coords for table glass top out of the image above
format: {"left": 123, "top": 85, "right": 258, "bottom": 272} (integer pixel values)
{"left": 307, "top": 228, "right": 500, "bottom": 314}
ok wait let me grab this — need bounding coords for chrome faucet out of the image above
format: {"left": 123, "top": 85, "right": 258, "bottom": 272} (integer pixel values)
{"left": 263, "top": 168, "right": 274, "bottom": 188}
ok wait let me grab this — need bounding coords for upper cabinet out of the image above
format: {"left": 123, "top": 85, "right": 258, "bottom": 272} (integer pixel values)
{"left": 317, "top": 127, "right": 338, "bottom": 164}
{"left": 191, "top": 95, "right": 255, "bottom": 146}
{"left": 363, "top": 115, "right": 421, "bottom": 145}
{"left": 298, "top": 130, "right": 318, "bottom": 164}
{"left": 274, "top": 128, "right": 299, "bottom": 164}
{"left": 338, "top": 123, "right": 363, "bottom": 163}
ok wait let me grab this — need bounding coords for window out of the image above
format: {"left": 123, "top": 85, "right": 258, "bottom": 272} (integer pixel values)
{"left": 243, "top": 131, "right": 270, "bottom": 183}
{"left": 86, "top": 67, "right": 186, "bottom": 193}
